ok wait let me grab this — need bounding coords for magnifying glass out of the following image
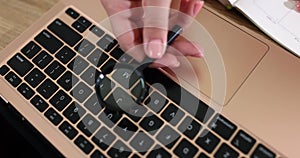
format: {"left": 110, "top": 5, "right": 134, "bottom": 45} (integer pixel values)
{"left": 95, "top": 25, "right": 183, "bottom": 112}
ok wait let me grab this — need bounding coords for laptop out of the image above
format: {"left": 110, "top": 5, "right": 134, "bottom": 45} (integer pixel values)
{"left": 0, "top": 0, "right": 299, "bottom": 157}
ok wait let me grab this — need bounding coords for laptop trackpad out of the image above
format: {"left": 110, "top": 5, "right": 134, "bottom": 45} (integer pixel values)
{"left": 172, "top": 8, "right": 269, "bottom": 106}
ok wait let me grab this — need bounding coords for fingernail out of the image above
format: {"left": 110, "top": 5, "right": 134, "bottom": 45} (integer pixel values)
{"left": 192, "top": 43, "right": 205, "bottom": 57}
{"left": 174, "top": 61, "right": 181, "bottom": 67}
{"left": 146, "top": 39, "right": 165, "bottom": 58}
{"left": 198, "top": 47, "right": 205, "bottom": 57}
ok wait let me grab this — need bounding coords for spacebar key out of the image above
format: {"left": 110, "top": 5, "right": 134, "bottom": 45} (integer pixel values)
{"left": 48, "top": 19, "right": 82, "bottom": 47}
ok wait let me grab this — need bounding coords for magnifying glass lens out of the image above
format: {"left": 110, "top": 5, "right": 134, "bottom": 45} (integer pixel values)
{"left": 96, "top": 63, "right": 147, "bottom": 112}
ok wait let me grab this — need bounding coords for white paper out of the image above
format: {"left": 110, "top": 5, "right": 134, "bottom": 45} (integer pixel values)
{"left": 233, "top": 0, "right": 300, "bottom": 57}
{"left": 228, "top": 0, "right": 239, "bottom": 6}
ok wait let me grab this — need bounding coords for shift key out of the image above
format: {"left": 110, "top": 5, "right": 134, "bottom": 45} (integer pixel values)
{"left": 7, "top": 53, "right": 33, "bottom": 77}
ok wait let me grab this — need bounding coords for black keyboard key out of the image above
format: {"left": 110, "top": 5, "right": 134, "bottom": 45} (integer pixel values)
{"left": 96, "top": 76, "right": 115, "bottom": 99}
{"left": 143, "top": 68, "right": 186, "bottom": 105}
{"left": 33, "top": 50, "right": 53, "bottom": 69}
{"left": 77, "top": 114, "right": 100, "bottom": 137}
{"left": 92, "top": 127, "right": 116, "bottom": 151}
{"left": 194, "top": 101, "right": 215, "bottom": 124}
{"left": 68, "top": 56, "right": 89, "bottom": 75}
{"left": 37, "top": 79, "right": 59, "bottom": 99}
{"left": 98, "top": 108, "right": 122, "bottom": 127}
{"left": 118, "top": 53, "right": 132, "bottom": 63}
{"left": 65, "top": 8, "right": 79, "bottom": 19}
{"left": 87, "top": 49, "right": 109, "bottom": 67}
{"left": 125, "top": 104, "right": 147, "bottom": 122}
{"left": 90, "top": 25, "right": 104, "bottom": 37}
{"left": 196, "top": 129, "right": 220, "bottom": 153}
{"left": 55, "top": 46, "right": 76, "bottom": 64}
{"left": 97, "top": 34, "right": 118, "bottom": 52}
{"left": 131, "top": 154, "right": 141, "bottom": 158}
{"left": 48, "top": 19, "right": 82, "bottom": 47}
{"left": 21, "top": 41, "right": 41, "bottom": 58}
{"left": 72, "top": 21, "right": 86, "bottom": 33}
{"left": 77, "top": 16, "right": 92, "bottom": 28}
{"left": 105, "top": 87, "right": 136, "bottom": 112}
{"left": 131, "top": 80, "right": 149, "bottom": 101}
{"left": 8, "top": 53, "right": 33, "bottom": 77}
{"left": 81, "top": 66, "right": 100, "bottom": 86}
{"left": 35, "top": 30, "right": 63, "bottom": 54}
{"left": 44, "top": 108, "right": 63, "bottom": 126}
{"left": 145, "top": 91, "right": 168, "bottom": 113}
{"left": 45, "top": 61, "right": 66, "bottom": 80}
{"left": 110, "top": 46, "right": 132, "bottom": 64}
{"left": 75, "top": 39, "right": 95, "bottom": 57}
{"left": 30, "top": 95, "right": 49, "bottom": 112}
{"left": 84, "top": 94, "right": 104, "bottom": 115}
{"left": 178, "top": 116, "right": 202, "bottom": 139}
{"left": 112, "top": 66, "right": 139, "bottom": 89}
{"left": 110, "top": 46, "right": 125, "bottom": 60}
{"left": 59, "top": 121, "right": 78, "bottom": 140}
{"left": 100, "top": 58, "right": 116, "bottom": 71}
{"left": 57, "top": 71, "right": 79, "bottom": 91}
{"left": 91, "top": 150, "right": 106, "bottom": 158}
{"left": 17, "top": 83, "right": 34, "bottom": 99}
{"left": 108, "top": 140, "right": 131, "bottom": 158}
{"left": 231, "top": 130, "right": 256, "bottom": 154}
{"left": 25, "top": 68, "right": 46, "bottom": 88}
{"left": 130, "top": 132, "right": 154, "bottom": 154}
{"left": 0, "top": 65, "right": 9, "bottom": 76}
{"left": 5, "top": 71, "right": 21, "bottom": 87}
{"left": 156, "top": 125, "right": 180, "bottom": 149}
{"left": 140, "top": 112, "right": 163, "bottom": 135}
{"left": 251, "top": 144, "right": 276, "bottom": 158}
{"left": 114, "top": 117, "right": 138, "bottom": 141}
{"left": 147, "top": 146, "right": 171, "bottom": 158}
{"left": 209, "top": 114, "right": 237, "bottom": 140}
{"left": 161, "top": 103, "right": 184, "bottom": 126}
{"left": 50, "top": 90, "right": 72, "bottom": 111}
{"left": 174, "top": 138, "right": 198, "bottom": 157}
{"left": 63, "top": 102, "right": 86, "bottom": 124}
{"left": 198, "top": 153, "right": 209, "bottom": 158}
{"left": 75, "top": 135, "right": 94, "bottom": 154}
{"left": 71, "top": 82, "right": 92, "bottom": 103}
{"left": 214, "top": 143, "right": 239, "bottom": 158}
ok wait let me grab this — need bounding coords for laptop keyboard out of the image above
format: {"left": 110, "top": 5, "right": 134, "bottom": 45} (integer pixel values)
{"left": 0, "top": 7, "right": 278, "bottom": 158}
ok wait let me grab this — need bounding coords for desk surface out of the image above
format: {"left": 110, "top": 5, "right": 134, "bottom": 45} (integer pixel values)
{"left": 0, "top": 0, "right": 269, "bottom": 51}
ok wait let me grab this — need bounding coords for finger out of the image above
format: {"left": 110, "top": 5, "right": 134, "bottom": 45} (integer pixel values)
{"left": 169, "top": 0, "right": 204, "bottom": 29}
{"left": 170, "top": 37, "right": 204, "bottom": 57}
{"left": 100, "top": 0, "right": 143, "bottom": 52}
{"left": 149, "top": 53, "right": 180, "bottom": 68}
{"left": 142, "top": 0, "right": 172, "bottom": 59}
{"left": 180, "top": 0, "right": 204, "bottom": 18}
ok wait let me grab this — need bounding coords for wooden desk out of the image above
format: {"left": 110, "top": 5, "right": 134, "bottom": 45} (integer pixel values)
{"left": 0, "top": 0, "right": 268, "bottom": 51}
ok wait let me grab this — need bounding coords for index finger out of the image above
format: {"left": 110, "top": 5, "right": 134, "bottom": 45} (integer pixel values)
{"left": 142, "top": 0, "right": 172, "bottom": 59}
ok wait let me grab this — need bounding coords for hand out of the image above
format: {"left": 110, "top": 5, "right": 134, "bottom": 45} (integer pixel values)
{"left": 100, "top": 0, "right": 205, "bottom": 68}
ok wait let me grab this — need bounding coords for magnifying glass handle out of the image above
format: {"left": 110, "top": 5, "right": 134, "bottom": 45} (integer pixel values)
{"left": 138, "top": 25, "right": 183, "bottom": 70}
